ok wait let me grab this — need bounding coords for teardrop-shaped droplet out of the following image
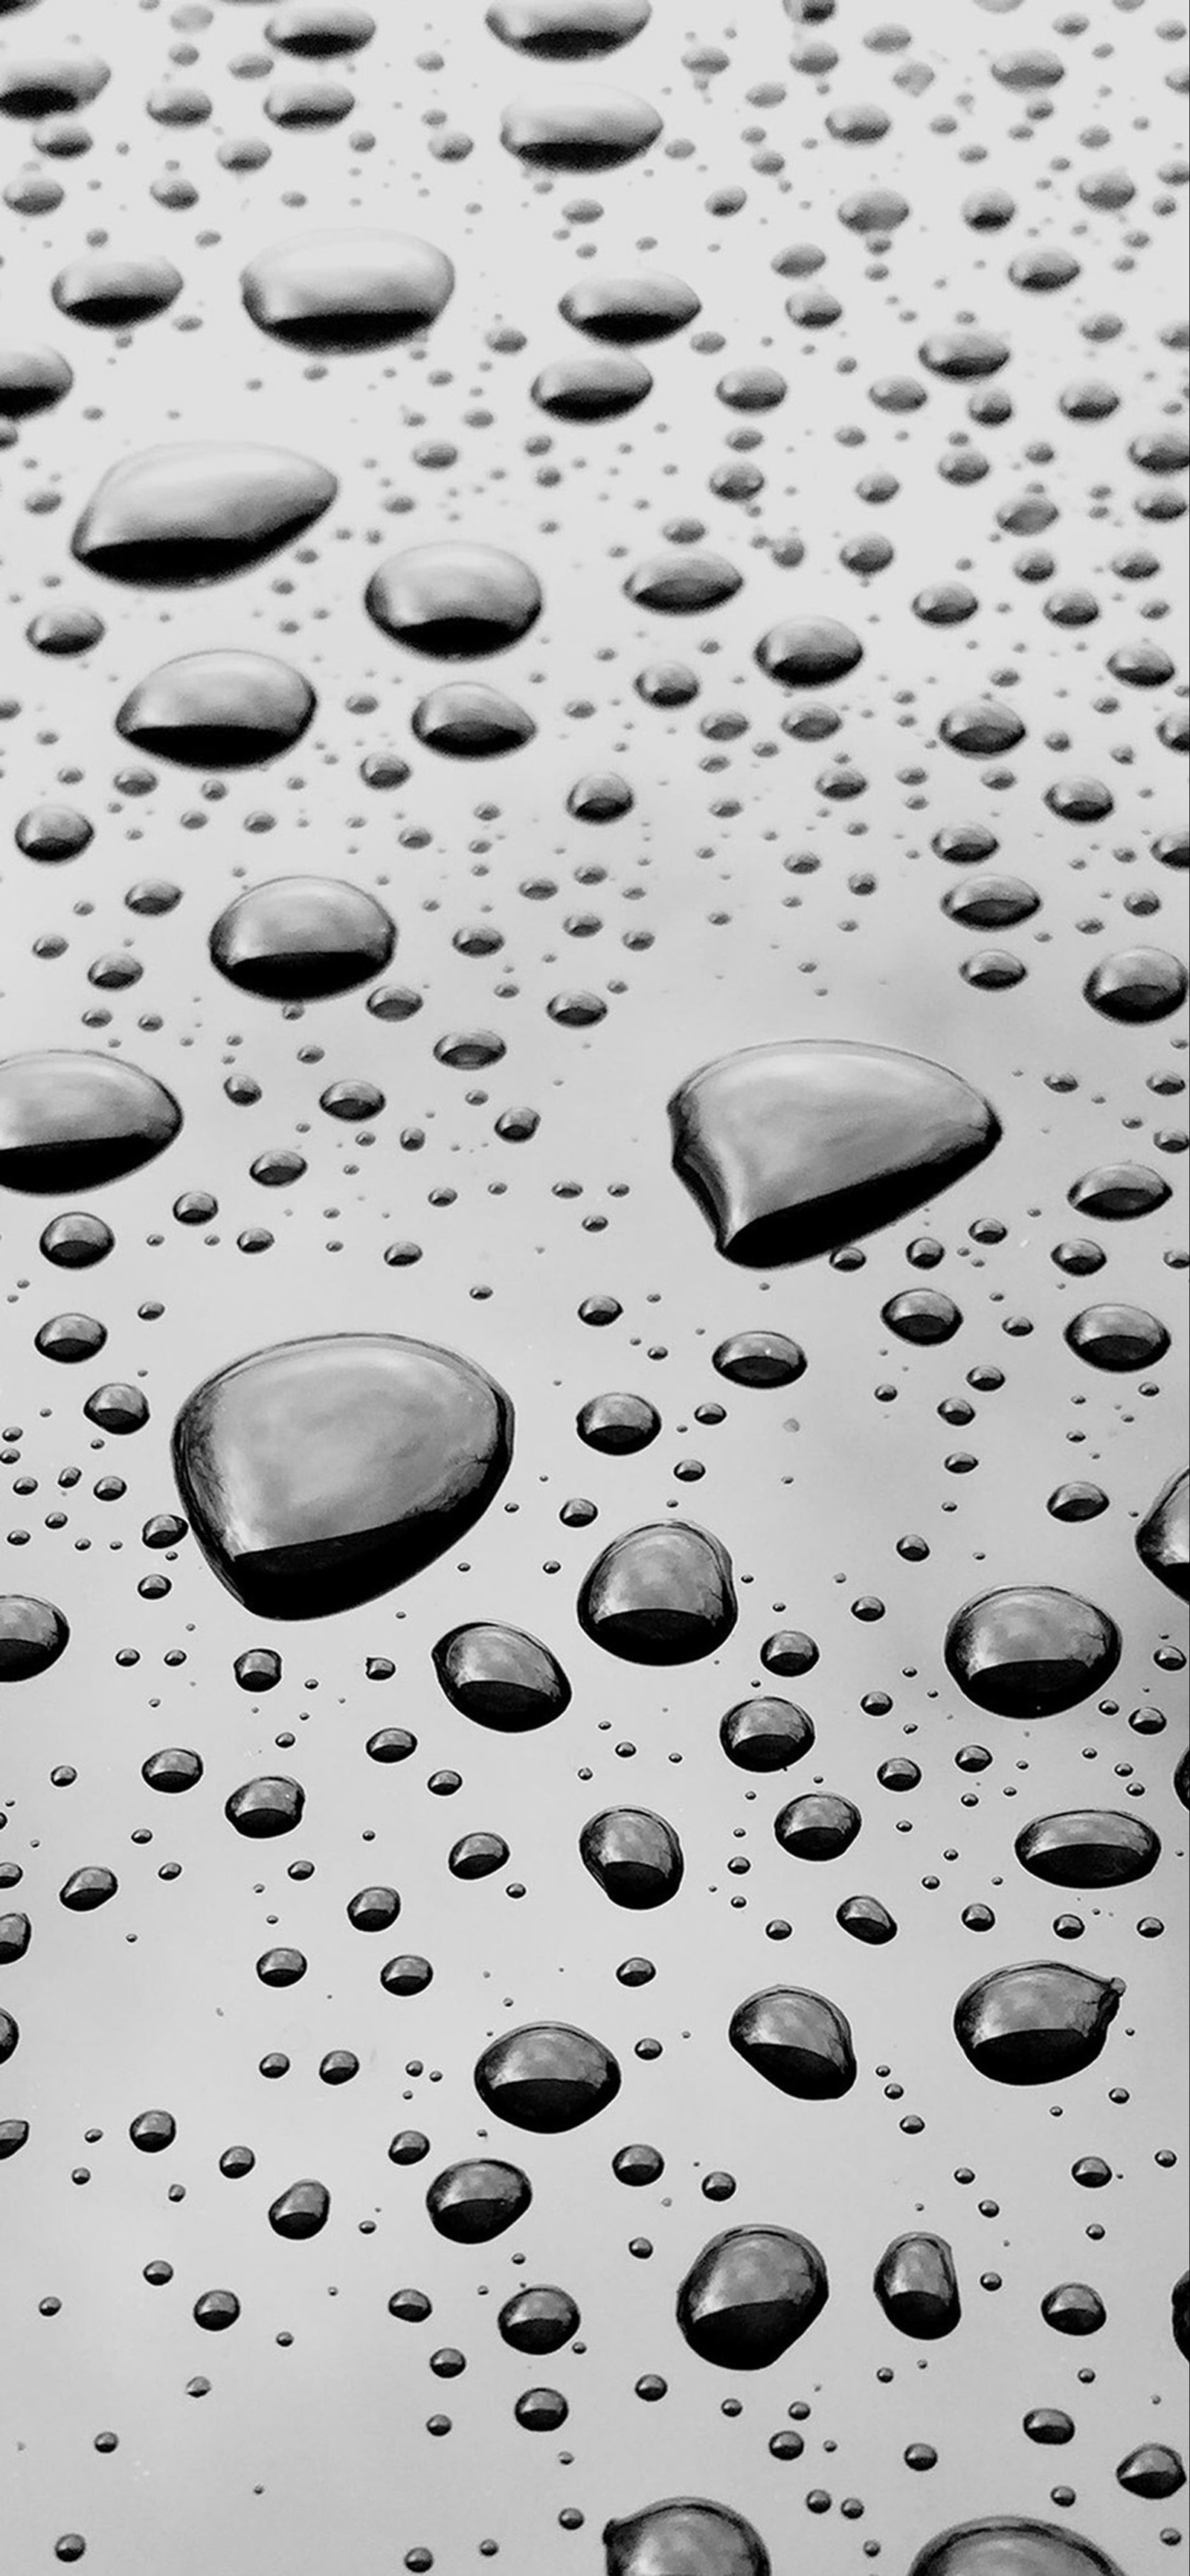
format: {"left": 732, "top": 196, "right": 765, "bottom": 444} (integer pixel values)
{"left": 559, "top": 271, "right": 700, "bottom": 342}
{"left": 0, "top": 1594, "right": 68, "bottom": 1681}
{"left": 623, "top": 552, "right": 742, "bottom": 614}
{"left": 873, "top": 2234, "right": 961, "bottom": 2339}
{"left": 72, "top": 445, "right": 337, "bottom": 586}
{"left": 728, "top": 1985, "right": 856, "bottom": 2099}
{"left": 487, "top": 0, "right": 650, "bottom": 57}
{"left": 719, "top": 1698, "right": 814, "bottom": 1772}
{"left": 579, "top": 1808, "right": 684, "bottom": 1908}
{"left": 117, "top": 652, "right": 315, "bottom": 769}
{"left": 756, "top": 617, "right": 863, "bottom": 689}
{"left": 669, "top": 1041, "right": 1000, "bottom": 1267}
{"left": 954, "top": 1962, "right": 1123, "bottom": 2085}
{"left": 603, "top": 2498, "right": 771, "bottom": 2576}
{"left": 268, "top": 2177, "right": 329, "bottom": 2238}
{"left": 1136, "top": 1467, "right": 1189, "bottom": 1600}
{"left": 425, "top": 2158, "right": 532, "bottom": 2242}
{"left": 577, "top": 1522, "right": 737, "bottom": 1663}
{"left": 944, "top": 1587, "right": 1121, "bottom": 1718}
{"left": 411, "top": 682, "right": 536, "bottom": 758}
{"left": 209, "top": 878, "right": 395, "bottom": 1000}
{"left": 500, "top": 85, "right": 660, "bottom": 169}
{"left": 432, "top": 1622, "right": 570, "bottom": 1730}
{"left": 241, "top": 230, "right": 454, "bottom": 351}
{"left": 1014, "top": 1810, "right": 1160, "bottom": 1889}
{"left": 0, "top": 1052, "right": 181, "bottom": 1194}
{"left": 51, "top": 255, "right": 182, "bottom": 329}
{"left": 173, "top": 1333, "right": 513, "bottom": 1619}
{"left": 532, "top": 352, "right": 652, "bottom": 420}
{"left": 677, "top": 2224, "right": 829, "bottom": 2368}
{"left": 366, "top": 543, "right": 541, "bottom": 657}
{"left": 908, "top": 2522, "right": 1124, "bottom": 2576}
{"left": 475, "top": 2022, "right": 621, "bottom": 2131}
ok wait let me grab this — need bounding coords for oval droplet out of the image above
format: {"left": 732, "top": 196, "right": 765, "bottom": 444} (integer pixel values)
{"left": 677, "top": 2224, "right": 829, "bottom": 2369}
{"left": 576, "top": 1522, "right": 737, "bottom": 1663}
{"left": 579, "top": 1808, "right": 684, "bottom": 1908}
{"left": 603, "top": 2499, "right": 771, "bottom": 2576}
{"left": 728, "top": 1985, "right": 857, "bottom": 2100}
{"left": 241, "top": 230, "right": 454, "bottom": 351}
{"left": 366, "top": 543, "right": 541, "bottom": 658}
{"left": 944, "top": 1587, "right": 1121, "bottom": 1718}
{"left": 432, "top": 1622, "right": 570, "bottom": 1730}
{"left": 474, "top": 2022, "right": 621, "bottom": 2131}
{"left": 954, "top": 1962, "right": 1122, "bottom": 2085}
{"left": 71, "top": 445, "right": 337, "bottom": 586}
{"left": 0, "top": 1053, "right": 181, "bottom": 1195}
{"left": 873, "top": 2234, "right": 961, "bottom": 2339}
{"left": 209, "top": 878, "right": 395, "bottom": 1001}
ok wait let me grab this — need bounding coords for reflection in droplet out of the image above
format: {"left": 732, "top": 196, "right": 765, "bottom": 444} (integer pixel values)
{"left": 603, "top": 2498, "right": 771, "bottom": 2576}
{"left": 579, "top": 1808, "right": 684, "bottom": 1908}
{"left": 774, "top": 1791, "right": 861, "bottom": 1861}
{"left": 117, "top": 654, "right": 315, "bottom": 769}
{"left": 72, "top": 446, "right": 337, "bottom": 586}
{"left": 475, "top": 2022, "right": 621, "bottom": 2131}
{"left": 425, "top": 2159, "right": 531, "bottom": 2242}
{"left": 366, "top": 544, "right": 541, "bottom": 658}
{"left": 944, "top": 1587, "right": 1121, "bottom": 1718}
{"left": 1014, "top": 1811, "right": 1160, "bottom": 1889}
{"left": 412, "top": 683, "right": 536, "bottom": 758}
{"left": 873, "top": 2233, "right": 961, "bottom": 2340}
{"left": 500, "top": 86, "right": 660, "bottom": 170}
{"left": 51, "top": 256, "right": 182, "bottom": 329}
{"left": 1136, "top": 1467, "right": 1189, "bottom": 1600}
{"left": 0, "top": 1595, "right": 68, "bottom": 1682}
{"left": 487, "top": 0, "right": 651, "bottom": 57}
{"left": 241, "top": 231, "right": 454, "bottom": 351}
{"left": 0, "top": 1053, "right": 182, "bottom": 1195}
{"left": 729, "top": 1985, "right": 856, "bottom": 2099}
{"left": 677, "top": 2224, "right": 829, "bottom": 2368}
{"left": 577, "top": 1522, "right": 737, "bottom": 1663}
{"left": 209, "top": 879, "right": 395, "bottom": 1001}
{"left": 532, "top": 352, "right": 653, "bottom": 420}
{"left": 954, "top": 1962, "right": 1122, "bottom": 2084}
{"left": 267, "top": 2178, "right": 329, "bottom": 2239}
{"left": 719, "top": 1698, "right": 814, "bottom": 1772}
{"left": 908, "top": 2522, "right": 1124, "bottom": 2576}
{"left": 756, "top": 618, "right": 863, "bottom": 689}
{"left": 560, "top": 271, "right": 699, "bottom": 342}
{"left": 432, "top": 1622, "right": 570, "bottom": 1730}
{"left": 1064, "top": 1305, "right": 1171, "bottom": 1373}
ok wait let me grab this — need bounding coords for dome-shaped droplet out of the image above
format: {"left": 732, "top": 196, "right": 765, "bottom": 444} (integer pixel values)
{"left": 919, "top": 329, "right": 1011, "bottom": 379}
{"left": 425, "top": 2158, "right": 532, "bottom": 2242}
{"left": 1116, "top": 2445, "right": 1186, "bottom": 2500}
{"left": 265, "top": 3, "right": 373, "bottom": 51}
{"left": 1014, "top": 1810, "right": 1160, "bottom": 1888}
{"left": 1068, "top": 1163, "right": 1170, "bottom": 1222}
{"left": 498, "top": 2284, "right": 580, "bottom": 2353}
{"left": 0, "top": 343, "right": 73, "bottom": 417}
{"left": 873, "top": 2234, "right": 961, "bottom": 2339}
{"left": 719, "top": 1697, "right": 814, "bottom": 1772}
{"left": 953, "top": 1962, "right": 1122, "bottom": 2085}
{"left": 577, "top": 1522, "right": 737, "bottom": 1663}
{"left": 0, "top": 1053, "right": 181, "bottom": 1194}
{"left": 412, "top": 682, "right": 536, "bottom": 758}
{"left": 173, "top": 1333, "right": 513, "bottom": 1619}
{"left": 0, "top": 1594, "right": 68, "bottom": 1681}
{"left": 559, "top": 271, "right": 700, "bottom": 343}
{"left": 579, "top": 1808, "right": 684, "bottom": 1908}
{"left": 908, "top": 2522, "right": 1124, "bottom": 2576}
{"left": 944, "top": 1587, "right": 1121, "bottom": 1718}
{"left": 209, "top": 878, "right": 395, "bottom": 1000}
{"left": 475, "top": 2022, "right": 621, "bottom": 2131}
{"left": 487, "top": 0, "right": 650, "bottom": 57}
{"left": 241, "top": 230, "right": 454, "bottom": 351}
{"left": 837, "top": 1892, "right": 897, "bottom": 1944}
{"left": 432, "top": 1622, "right": 570, "bottom": 1730}
{"left": 532, "top": 353, "right": 652, "bottom": 420}
{"left": 755, "top": 618, "right": 863, "bottom": 689}
{"left": 1064, "top": 1305, "right": 1170, "bottom": 1373}
{"left": 225, "top": 1776, "right": 305, "bottom": 1837}
{"left": 669, "top": 1042, "right": 1000, "bottom": 1267}
{"left": 117, "top": 652, "right": 315, "bottom": 769}
{"left": 881, "top": 1288, "right": 962, "bottom": 1345}
{"left": 940, "top": 699, "right": 1026, "bottom": 758}
{"left": 774, "top": 1790, "right": 861, "bottom": 1861}
{"left": 1084, "top": 948, "right": 1188, "bottom": 1024}
{"left": 729, "top": 1985, "right": 856, "bottom": 2099}
{"left": 366, "top": 544, "right": 541, "bottom": 658}
{"left": 1136, "top": 1467, "right": 1189, "bottom": 1600}
{"left": 603, "top": 2498, "right": 771, "bottom": 2576}
{"left": 500, "top": 85, "right": 660, "bottom": 169}
{"left": 677, "top": 2224, "right": 829, "bottom": 2368}
{"left": 51, "top": 255, "right": 182, "bottom": 329}
{"left": 623, "top": 553, "right": 742, "bottom": 614}
{"left": 711, "top": 1332, "right": 805, "bottom": 1389}
{"left": 576, "top": 1391, "right": 660, "bottom": 1454}
{"left": 268, "top": 2177, "right": 329, "bottom": 2238}
{"left": 71, "top": 446, "right": 337, "bottom": 586}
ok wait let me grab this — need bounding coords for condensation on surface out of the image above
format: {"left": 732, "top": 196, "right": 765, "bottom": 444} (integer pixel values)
{"left": 0, "top": 0, "right": 1187, "bottom": 2570}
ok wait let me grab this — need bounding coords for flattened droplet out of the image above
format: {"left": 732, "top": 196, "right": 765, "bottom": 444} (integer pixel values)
{"left": 944, "top": 1587, "right": 1121, "bottom": 1718}
{"left": 72, "top": 445, "right": 337, "bottom": 586}
{"left": 1136, "top": 1467, "right": 1189, "bottom": 1599}
{"left": 173, "top": 1333, "right": 513, "bottom": 1619}
{"left": 1068, "top": 1163, "right": 1171, "bottom": 1222}
{"left": 487, "top": 0, "right": 651, "bottom": 57}
{"left": 266, "top": 4, "right": 376, "bottom": 53}
{"left": 1014, "top": 1811, "right": 1160, "bottom": 1889}
{"left": 729, "top": 1985, "right": 857, "bottom": 2099}
{"left": 0, "top": 52, "right": 109, "bottom": 115}
{"left": 623, "top": 552, "right": 742, "bottom": 614}
{"left": 116, "top": 653, "right": 315, "bottom": 770}
{"left": 669, "top": 1041, "right": 1000, "bottom": 1268}
{"left": 873, "top": 2234, "right": 961, "bottom": 2339}
{"left": 532, "top": 352, "right": 652, "bottom": 420}
{"left": 755, "top": 618, "right": 863, "bottom": 688}
{"left": 51, "top": 256, "right": 182, "bottom": 330}
{"left": 425, "top": 2159, "right": 532, "bottom": 2242}
{"left": 908, "top": 2521, "right": 1125, "bottom": 2576}
{"left": 432, "top": 1622, "right": 570, "bottom": 1730}
{"left": 0, "top": 1595, "right": 68, "bottom": 1681}
{"left": 267, "top": 2178, "right": 329, "bottom": 2239}
{"left": 209, "top": 878, "right": 395, "bottom": 1000}
{"left": 677, "top": 2225, "right": 829, "bottom": 2368}
{"left": 919, "top": 328, "right": 1012, "bottom": 379}
{"left": 475, "top": 2022, "right": 621, "bottom": 2131}
{"left": 603, "top": 2498, "right": 771, "bottom": 2576}
{"left": 411, "top": 684, "right": 536, "bottom": 758}
{"left": 366, "top": 544, "right": 541, "bottom": 658}
{"left": 712, "top": 1332, "right": 805, "bottom": 1389}
{"left": 241, "top": 231, "right": 454, "bottom": 352}
{"left": 577, "top": 1522, "right": 737, "bottom": 1663}
{"left": 953, "top": 1962, "right": 1123, "bottom": 2085}
{"left": 560, "top": 271, "right": 700, "bottom": 343}
{"left": 500, "top": 86, "right": 661, "bottom": 170}
{"left": 0, "top": 1052, "right": 181, "bottom": 1195}
{"left": 579, "top": 1808, "right": 684, "bottom": 1908}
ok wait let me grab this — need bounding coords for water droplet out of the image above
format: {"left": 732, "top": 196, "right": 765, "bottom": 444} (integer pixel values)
{"left": 719, "top": 1698, "right": 814, "bottom": 1773}
{"left": 241, "top": 231, "right": 454, "bottom": 351}
{"left": 500, "top": 86, "right": 660, "bottom": 170}
{"left": 559, "top": 272, "right": 699, "bottom": 343}
{"left": 498, "top": 2284, "right": 580, "bottom": 2352}
{"left": 267, "top": 2178, "right": 329, "bottom": 2239}
{"left": 412, "top": 684, "right": 536, "bottom": 758}
{"left": 954, "top": 1962, "right": 1122, "bottom": 2085}
{"left": 1136, "top": 1468, "right": 1188, "bottom": 1601}
{"left": 0, "top": 1053, "right": 181, "bottom": 1195}
{"left": 677, "top": 2225, "right": 829, "bottom": 2368}
{"left": 1064, "top": 1305, "right": 1171, "bottom": 1373}
{"left": 623, "top": 553, "right": 742, "bottom": 614}
{"left": 51, "top": 256, "right": 182, "bottom": 330}
{"left": 486, "top": 0, "right": 650, "bottom": 58}
{"left": 432, "top": 1622, "right": 570, "bottom": 1730}
{"left": 366, "top": 545, "right": 541, "bottom": 658}
{"left": 0, "top": 1594, "right": 68, "bottom": 1681}
{"left": 425, "top": 2159, "right": 531, "bottom": 2242}
{"left": 944, "top": 1587, "right": 1121, "bottom": 1718}
{"left": 873, "top": 2234, "right": 961, "bottom": 2339}
{"left": 909, "top": 2527, "right": 1122, "bottom": 2576}
{"left": 577, "top": 1522, "right": 737, "bottom": 1663}
{"left": 210, "top": 879, "right": 395, "bottom": 1000}
{"left": 774, "top": 1792, "right": 861, "bottom": 1861}
{"left": 603, "top": 2499, "right": 771, "bottom": 2576}
{"left": 117, "top": 653, "right": 315, "bottom": 769}
{"left": 72, "top": 446, "right": 337, "bottom": 586}
{"left": 1014, "top": 1811, "right": 1160, "bottom": 1889}
{"left": 729, "top": 1985, "right": 856, "bottom": 2099}
{"left": 475, "top": 2022, "right": 621, "bottom": 2130}
{"left": 532, "top": 352, "right": 652, "bottom": 420}
{"left": 579, "top": 1808, "right": 684, "bottom": 1907}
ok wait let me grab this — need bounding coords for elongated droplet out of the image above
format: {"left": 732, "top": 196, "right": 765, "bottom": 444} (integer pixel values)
{"left": 669, "top": 1041, "right": 999, "bottom": 1267}
{"left": 604, "top": 2498, "right": 771, "bottom": 2576}
{"left": 560, "top": 271, "right": 699, "bottom": 343}
{"left": 873, "top": 2234, "right": 961, "bottom": 2339}
{"left": 209, "top": 878, "right": 395, "bottom": 1000}
{"left": 0, "top": 1052, "right": 181, "bottom": 1194}
{"left": 500, "top": 85, "right": 660, "bottom": 170}
{"left": 908, "top": 2522, "right": 1124, "bottom": 2576}
{"left": 117, "top": 652, "right": 315, "bottom": 768}
{"left": 475, "top": 2022, "right": 620, "bottom": 2131}
{"left": 173, "top": 1334, "right": 513, "bottom": 1619}
{"left": 954, "top": 1962, "right": 1123, "bottom": 2084}
{"left": 72, "top": 445, "right": 337, "bottom": 585}
{"left": 366, "top": 542, "right": 541, "bottom": 657}
{"left": 577, "top": 1521, "right": 736, "bottom": 1663}
{"left": 677, "top": 2224, "right": 829, "bottom": 2368}
{"left": 487, "top": 0, "right": 651, "bottom": 58}
{"left": 756, "top": 617, "right": 863, "bottom": 688}
{"left": 729, "top": 1985, "right": 856, "bottom": 2099}
{"left": 944, "top": 1587, "right": 1121, "bottom": 1718}
{"left": 241, "top": 229, "right": 454, "bottom": 350}
{"left": 532, "top": 353, "right": 652, "bottom": 420}
{"left": 1014, "top": 1810, "right": 1160, "bottom": 1888}
{"left": 624, "top": 552, "right": 741, "bottom": 614}
{"left": 52, "top": 255, "right": 182, "bottom": 328}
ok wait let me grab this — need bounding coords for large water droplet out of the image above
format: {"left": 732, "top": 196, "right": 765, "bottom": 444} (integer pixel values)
{"left": 676, "top": 2224, "right": 829, "bottom": 2368}
{"left": 432, "top": 1622, "right": 570, "bottom": 1729}
{"left": 729, "top": 1985, "right": 856, "bottom": 2099}
{"left": 1064, "top": 1305, "right": 1171, "bottom": 1372}
{"left": 756, "top": 618, "right": 863, "bottom": 688}
{"left": 71, "top": 446, "right": 337, "bottom": 586}
{"left": 173, "top": 1333, "right": 513, "bottom": 1618}
{"left": 873, "top": 2234, "right": 961, "bottom": 2339}
{"left": 719, "top": 1697, "right": 814, "bottom": 1772}
{"left": 500, "top": 86, "right": 660, "bottom": 169}
{"left": 51, "top": 255, "right": 182, "bottom": 329}
{"left": 266, "top": 4, "right": 376, "bottom": 53}
{"left": 953, "top": 1962, "right": 1123, "bottom": 2084}
{"left": 117, "top": 652, "right": 315, "bottom": 769}
{"left": 0, "top": 1053, "right": 181, "bottom": 1194}
{"left": 577, "top": 1522, "right": 737, "bottom": 1663}
{"left": 944, "top": 1587, "right": 1121, "bottom": 1718}
{"left": 1014, "top": 1810, "right": 1160, "bottom": 1889}
{"left": 532, "top": 351, "right": 652, "bottom": 420}
{"left": 0, "top": 1594, "right": 68, "bottom": 1681}
{"left": 498, "top": 2284, "right": 580, "bottom": 2352}
{"left": 908, "top": 2522, "right": 1124, "bottom": 2576}
{"left": 1136, "top": 1467, "right": 1189, "bottom": 1600}
{"left": 209, "top": 878, "right": 395, "bottom": 1000}
{"left": 1117, "top": 2444, "right": 1186, "bottom": 2499}
{"left": 669, "top": 1042, "right": 1000, "bottom": 1266}
{"left": 241, "top": 231, "right": 454, "bottom": 351}
{"left": 559, "top": 271, "right": 699, "bottom": 342}
{"left": 411, "top": 683, "right": 536, "bottom": 758}
{"left": 603, "top": 2499, "right": 771, "bottom": 2576}
{"left": 425, "top": 2159, "right": 531, "bottom": 2241}
{"left": 774, "top": 1790, "right": 861, "bottom": 1860}
{"left": 474, "top": 2022, "right": 621, "bottom": 2130}
{"left": 487, "top": 0, "right": 650, "bottom": 57}
{"left": 267, "top": 2178, "right": 329, "bottom": 2238}
{"left": 623, "top": 552, "right": 742, "bottom": 614}
{"left": 366, "top": 544, "right": 541, "bottom": 657}
{"left": 579, "top": 1808, "right": 684, "bottom": 1907}
{"left": 0, "top": 343, "right": 73, "bottom": 417}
